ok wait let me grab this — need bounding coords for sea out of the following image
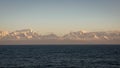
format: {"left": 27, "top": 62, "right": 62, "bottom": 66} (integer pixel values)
{"left": 0, "top": 45, "right": 120, "bottom": 68}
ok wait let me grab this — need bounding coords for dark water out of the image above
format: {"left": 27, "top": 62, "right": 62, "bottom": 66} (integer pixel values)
{"left": 0, "top": 45, "right": 120, "bottom": 68}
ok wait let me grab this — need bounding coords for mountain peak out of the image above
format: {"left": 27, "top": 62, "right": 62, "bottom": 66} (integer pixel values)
{"left": 79, "top": 30, "right": 88, "bottom": 33}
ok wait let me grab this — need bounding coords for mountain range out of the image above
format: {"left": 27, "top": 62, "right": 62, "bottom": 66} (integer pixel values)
{"left": 0, "top": 29, "right": 120, "bottom": 41}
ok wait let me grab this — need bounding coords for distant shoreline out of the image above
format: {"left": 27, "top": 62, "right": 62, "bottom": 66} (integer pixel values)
{"left": 0, "top": 40, "right": 120, "bottom": 45}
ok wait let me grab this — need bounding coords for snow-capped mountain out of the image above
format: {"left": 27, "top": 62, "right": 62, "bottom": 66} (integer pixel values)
{"left": 0, "top": 29, "right": 120, "bottom": 40}
{"left": 62, "top": 31, "right": 120, "bottom": 40}
{"left": 2, "top": 29, "right": 40, "bottom": 40}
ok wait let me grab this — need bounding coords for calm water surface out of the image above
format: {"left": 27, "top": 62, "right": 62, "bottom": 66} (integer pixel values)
{"left": 0, "top": 45, "right": 120, "bottom": 68}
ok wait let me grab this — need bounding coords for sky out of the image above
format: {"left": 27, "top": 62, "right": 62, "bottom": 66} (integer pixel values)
{"left": 0, "top": 0, "right": 120, "bottom": 35}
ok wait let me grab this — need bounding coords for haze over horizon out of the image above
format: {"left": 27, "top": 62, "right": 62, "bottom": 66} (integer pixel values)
{"left": 0, "top": 0, "right": 120, "bottom": 35}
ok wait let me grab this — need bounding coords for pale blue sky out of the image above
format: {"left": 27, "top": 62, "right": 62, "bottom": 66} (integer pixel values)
{"left": 0, "top": 0, "right": 120, "bottom": 34}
